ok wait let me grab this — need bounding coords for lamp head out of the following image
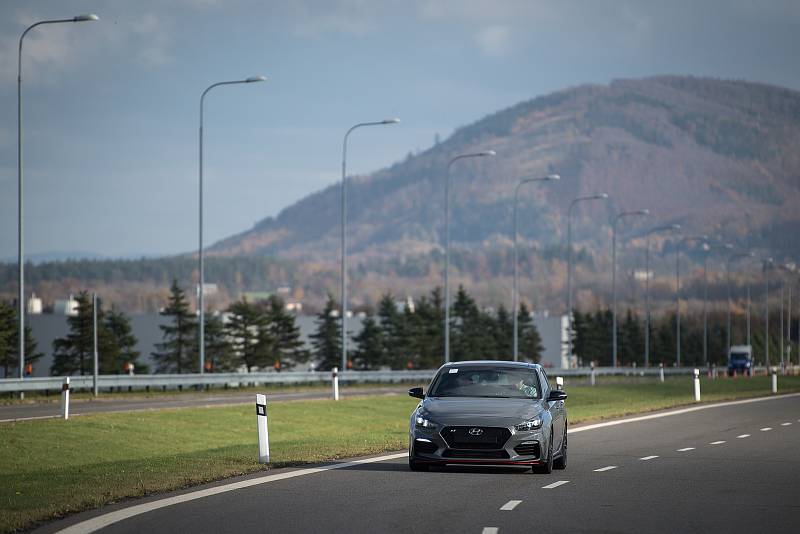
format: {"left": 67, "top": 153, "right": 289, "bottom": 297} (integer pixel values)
{"left": 480, "top": 150, "right": 497, "bottom": 157}
{"left": 382, "top": 118, "right": 401, "bottom": 124}
{"left": 74, "top": 14, "right": 99, "bottom": 22}
{"left": 245, "top": 75, "right": 267, "bottom": 83}
{"left": 545, "top": 174, "right": 561, "bottom": 181}
{"left": 596, "top": 193, "right": 609, "bottom": 199}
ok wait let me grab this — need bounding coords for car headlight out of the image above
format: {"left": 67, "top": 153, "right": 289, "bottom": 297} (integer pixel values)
{"left": 415, "top": 415, "right": 438, "bottom": 430}
{"left": 515, "top": 418, "right": 542, "bottom": 431}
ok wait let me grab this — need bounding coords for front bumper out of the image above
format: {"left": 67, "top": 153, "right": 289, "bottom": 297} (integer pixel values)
{"left": 410, "top": 425, "right": 544, "bottom": 466}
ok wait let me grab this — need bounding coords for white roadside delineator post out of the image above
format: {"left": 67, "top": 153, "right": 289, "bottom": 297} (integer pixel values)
{"left": 693, "top": 368, "right": 701, "bottom": 402}
{"left": 771, "top": 367, "right": 778, "bottom": 394}
{"left": 659, "top": 363, "right": 665, "bottom": 383}
{"left": 256, "top": 394, "right": 269, "bottom": 464}
{"left": 590, "top": 363, "right": 596, "bottom": 386}
{"left": 556, "top": 376, "right": 564, "bottom": 391}
{"left": 61, "top": 377, "right": 70, "bottom": 420}
{"left": 332, "top": 367, "right": 340, "bottom": 401}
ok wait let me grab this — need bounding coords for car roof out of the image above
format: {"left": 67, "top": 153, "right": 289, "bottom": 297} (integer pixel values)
{"left": 440, "top": 360, "right": 541, "bottom": 371}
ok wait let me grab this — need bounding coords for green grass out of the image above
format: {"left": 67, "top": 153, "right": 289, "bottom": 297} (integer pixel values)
{"left": 2, "top": 376, "right": 799, "bottom": 532}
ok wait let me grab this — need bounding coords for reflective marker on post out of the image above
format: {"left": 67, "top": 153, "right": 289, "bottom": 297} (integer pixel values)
{"left": 256, "top": 394, "right": 269, "bottom": 464}
{"left": 61, "top": 377, "right": 70, "bottom": 420}
{"left": 332, "top": 367, "right": 340, "bottom": 401}
{"left": 693, "top": 368, "right": 701, "bottom": 402}
{"left": 771, "top": 367, "right": 777, "bottom": 394}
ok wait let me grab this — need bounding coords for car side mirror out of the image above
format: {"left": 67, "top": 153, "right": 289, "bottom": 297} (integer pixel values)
{"left": 547, "top": 390, "right": 567, "bottom": 402}
{"left": 408, "top": 387, "right": 425, "bottom": 399}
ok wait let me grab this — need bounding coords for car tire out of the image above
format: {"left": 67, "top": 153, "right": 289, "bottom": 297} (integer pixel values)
{"left": 533, "top": 431, "right": 554, "bottom": 474}
{"left": 554, "top": 424, "right": 567, "bottom": 470}
{"left": 409, "top": 458, "right": 429, "bottom": 471}
{"left": 408, "top": 444, "right": 429, "bottom": 472}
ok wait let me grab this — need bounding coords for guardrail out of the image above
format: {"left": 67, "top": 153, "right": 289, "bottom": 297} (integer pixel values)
{"left": 0, "top": 366, "right": 726, "bottom": 394}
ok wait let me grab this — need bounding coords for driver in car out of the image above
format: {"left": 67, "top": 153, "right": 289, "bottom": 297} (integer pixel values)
{"left": 515, "top": 378, "right": 538, "bottom": 398}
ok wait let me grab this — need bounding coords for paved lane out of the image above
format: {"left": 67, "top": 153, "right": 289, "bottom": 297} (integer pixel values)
{"left": 0, "top": 387, "right": 408, "bottom": 422}
{"left": 42, "top": 394, "right": 800, "bottom": 534}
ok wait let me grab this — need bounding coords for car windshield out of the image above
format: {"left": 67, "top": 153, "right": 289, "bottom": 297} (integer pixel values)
{"left": 428, "top": 366, "right": 541, "bottom": 399}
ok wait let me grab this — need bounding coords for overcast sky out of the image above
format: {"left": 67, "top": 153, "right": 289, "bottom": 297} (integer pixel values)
{"left": 0, "top": 0, "right": 798, "bottom": 260}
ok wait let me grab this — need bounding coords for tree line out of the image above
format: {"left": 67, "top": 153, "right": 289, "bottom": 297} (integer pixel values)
{"left": 311, "top": 286, "right": 543, "bottom": 371}
{"left": 571, "top": 308, "right": 797, "bottom": 367}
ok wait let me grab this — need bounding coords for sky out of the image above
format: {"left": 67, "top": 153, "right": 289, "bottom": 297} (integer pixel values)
{"left": 0, "top": 0, "right": 798, "bottom": 260}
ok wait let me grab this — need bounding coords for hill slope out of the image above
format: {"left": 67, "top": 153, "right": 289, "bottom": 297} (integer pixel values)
{"left": 213, "top": 76, "right": 800, "bottom": 264}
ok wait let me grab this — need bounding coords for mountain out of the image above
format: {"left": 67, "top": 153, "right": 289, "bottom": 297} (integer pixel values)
{"left": 208, "top": 76, "right": 800, "bottom": 308}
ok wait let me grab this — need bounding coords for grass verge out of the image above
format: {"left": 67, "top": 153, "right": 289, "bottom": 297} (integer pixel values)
{"left": 2, "top": 375, "right": 798, "bottom": 532}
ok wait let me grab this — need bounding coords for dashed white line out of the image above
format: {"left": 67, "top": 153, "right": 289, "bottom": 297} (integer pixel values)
{"left": 482, "top": 528, "right": 499, "bottom": 534}
{"left": 542, "top": 480, "right": 570, "bottom": 489}
{"left": 760, "top": 427, "right": 772, "bottom": 432}
{"left": 677, "top": 447, "right": 695, "bottom": 452}
{"left": 781, "top": 422, "right": 792, "bottom": 426}
{"left": 709, "top": 440, "right": 726, "bottom": 445}
{"left": 593, "top": 465, "right": 618, "bottom": 472}
{"left": 737, "top": 434, "right": 750, "bottom": 438}
{"left": 640, "top": 455, "right": 659, "bottom": 461}
{"left": 500, "top": 500, "right": 522, "bottom": 511}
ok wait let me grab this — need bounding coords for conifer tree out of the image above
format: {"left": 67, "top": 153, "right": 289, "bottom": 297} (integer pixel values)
{"left": 0, "top": 301, "right": 42, "bottom": 377}
{"left": 493, "top": 304, "right": 513, "bottom": 359}
{"left": 377, "top": 293, "right": 404, "bottom": 368}
{"left": 152, "top": 280, "right": 197, "bottom": 373}
{"left": 51, "top": 292, "right": 95, "bottom": 375}
{"left": 261, "top": 295, "right": 308, "bottom": 369}
{"left": 352, "top": 313, "right": 383, "bottom": 369}
{"left": 204, "top": 314, "right": 234, "bottom": 371}
{"left": 226, "top": 299, "right": 271, "bottom": 372}
{"left": 311, "top": 295, "right": 341, "bottom": 371}
{"left": 518, "top": 303, "right": 544, "bottom": 362}
{"left": 101, "top": 307, "right": 145, "bottom": 373}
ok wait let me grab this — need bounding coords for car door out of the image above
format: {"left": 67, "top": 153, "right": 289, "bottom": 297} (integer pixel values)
{"left": 540, "top": 370, "right": 563, "bottom": 450}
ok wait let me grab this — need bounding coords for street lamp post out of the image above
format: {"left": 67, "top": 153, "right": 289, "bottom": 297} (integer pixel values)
{"left": 566, "top": 193, "right": 609, "bottom": 363}
{"left": 512, "top": 175, "right": 560, "bottom": 361}
{"left": 611, "top": 209, "right": 649, "bottom": 368}
{"left": 17, "top": 14, "right": 99, "bottom": 384}
{"left": 341, "top": 119, "right": 400, "bottom": 371}
{"left": 726, "top": 251, "right": 754, "bottom": 366}
{"left": 675, "top": 235, "right": 708, "bottom": 367}
{"left": 644, "top": 224, "right": 680, "bottom": 367}
{"left": 444, "top": 151, "right": 496, "bottom": 363}
{"left": 763, "top": 258, "right": 774, "bottom": 367}
{"left": 198, "top": 75, "right": 266, "bottom": 374}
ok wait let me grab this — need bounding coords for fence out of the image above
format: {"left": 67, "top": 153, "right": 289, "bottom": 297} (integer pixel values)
{"left": 0, "top": 366, "right": 717, "bottom": 394}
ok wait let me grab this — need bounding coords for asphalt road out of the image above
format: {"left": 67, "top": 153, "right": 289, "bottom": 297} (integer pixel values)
{"left": 0, "top": 387, "right": 407, "bottom": 422}
{"left": 42, "top": 394, "right": 800, "bottom": 534}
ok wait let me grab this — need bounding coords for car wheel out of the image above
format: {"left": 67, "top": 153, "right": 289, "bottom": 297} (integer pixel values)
{"left": 408, "top": 444, "right": 429, "bottom": 472}
{"left": 554, "top": 424, "right": 567, "bottom": 470}
{"left": 533, "top": 431, "right": 554, "bottom": 474}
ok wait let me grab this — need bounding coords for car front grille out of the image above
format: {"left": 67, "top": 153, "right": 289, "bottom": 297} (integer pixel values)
{"left": 513, "top": 441, "right": 540, "bottom": 457}
{"left": 442, "top": 449, "right": 510, "bottom": 459}
{"left": 441, "top": 426, "right": 511, "bottom": 450}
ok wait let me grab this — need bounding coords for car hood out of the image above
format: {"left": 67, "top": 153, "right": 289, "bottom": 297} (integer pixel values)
{"left": 420, "top": 397, "right": 543, "bottom": 427}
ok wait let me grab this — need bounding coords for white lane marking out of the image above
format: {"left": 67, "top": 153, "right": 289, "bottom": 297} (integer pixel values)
{"left": 760, "top": 427, "right": 772, "bottom": 432}
{"left": 56, "top": 452, "right": 408, "bottom": 534}
{"left": 593, "top": 465, "right": 618, "bottom": 472}
{"left": 482, "top": 528, "right": 499, "bottom": 534}
{"left": 640, "top": 455, "right": 659, "bottom": 461}
{"left": 58, "top": 392, "right": 800, "bottom": 534}
{"left": 781, "top": 422, "right": 791, "bottom": 426}
{"left": 709, "top": 441, "right": 726, "bottom": 445}
{"left": 568, "top": 392, "right": 800, "bottom": 435}
{"left": 500, "top": 500, "right": 522, "bottom": 511}
{"left": 737, "top": 434, "right": 750, "bottom": 438}
{"left": 677, "top": 447, "right": 695, "bottom": 452}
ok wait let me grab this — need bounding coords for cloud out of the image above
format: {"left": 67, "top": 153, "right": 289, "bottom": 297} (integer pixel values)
{"left": 284, "top": 0, "right": 382, "bottom": 37}
{"left": 475, "top": 25, "right": 512, "bottom": 57}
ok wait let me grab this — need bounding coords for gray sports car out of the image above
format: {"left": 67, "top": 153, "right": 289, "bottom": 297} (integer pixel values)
{"left": 408, "top": 361, "right": 567, "bottom": 473}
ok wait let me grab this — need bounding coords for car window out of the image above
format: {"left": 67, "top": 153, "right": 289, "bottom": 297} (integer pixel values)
{"left": 540, "top": 370, "right": 550, "bottom": 393}
{"left": 428, "top": 367, "right": 540, "bottom": 399}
